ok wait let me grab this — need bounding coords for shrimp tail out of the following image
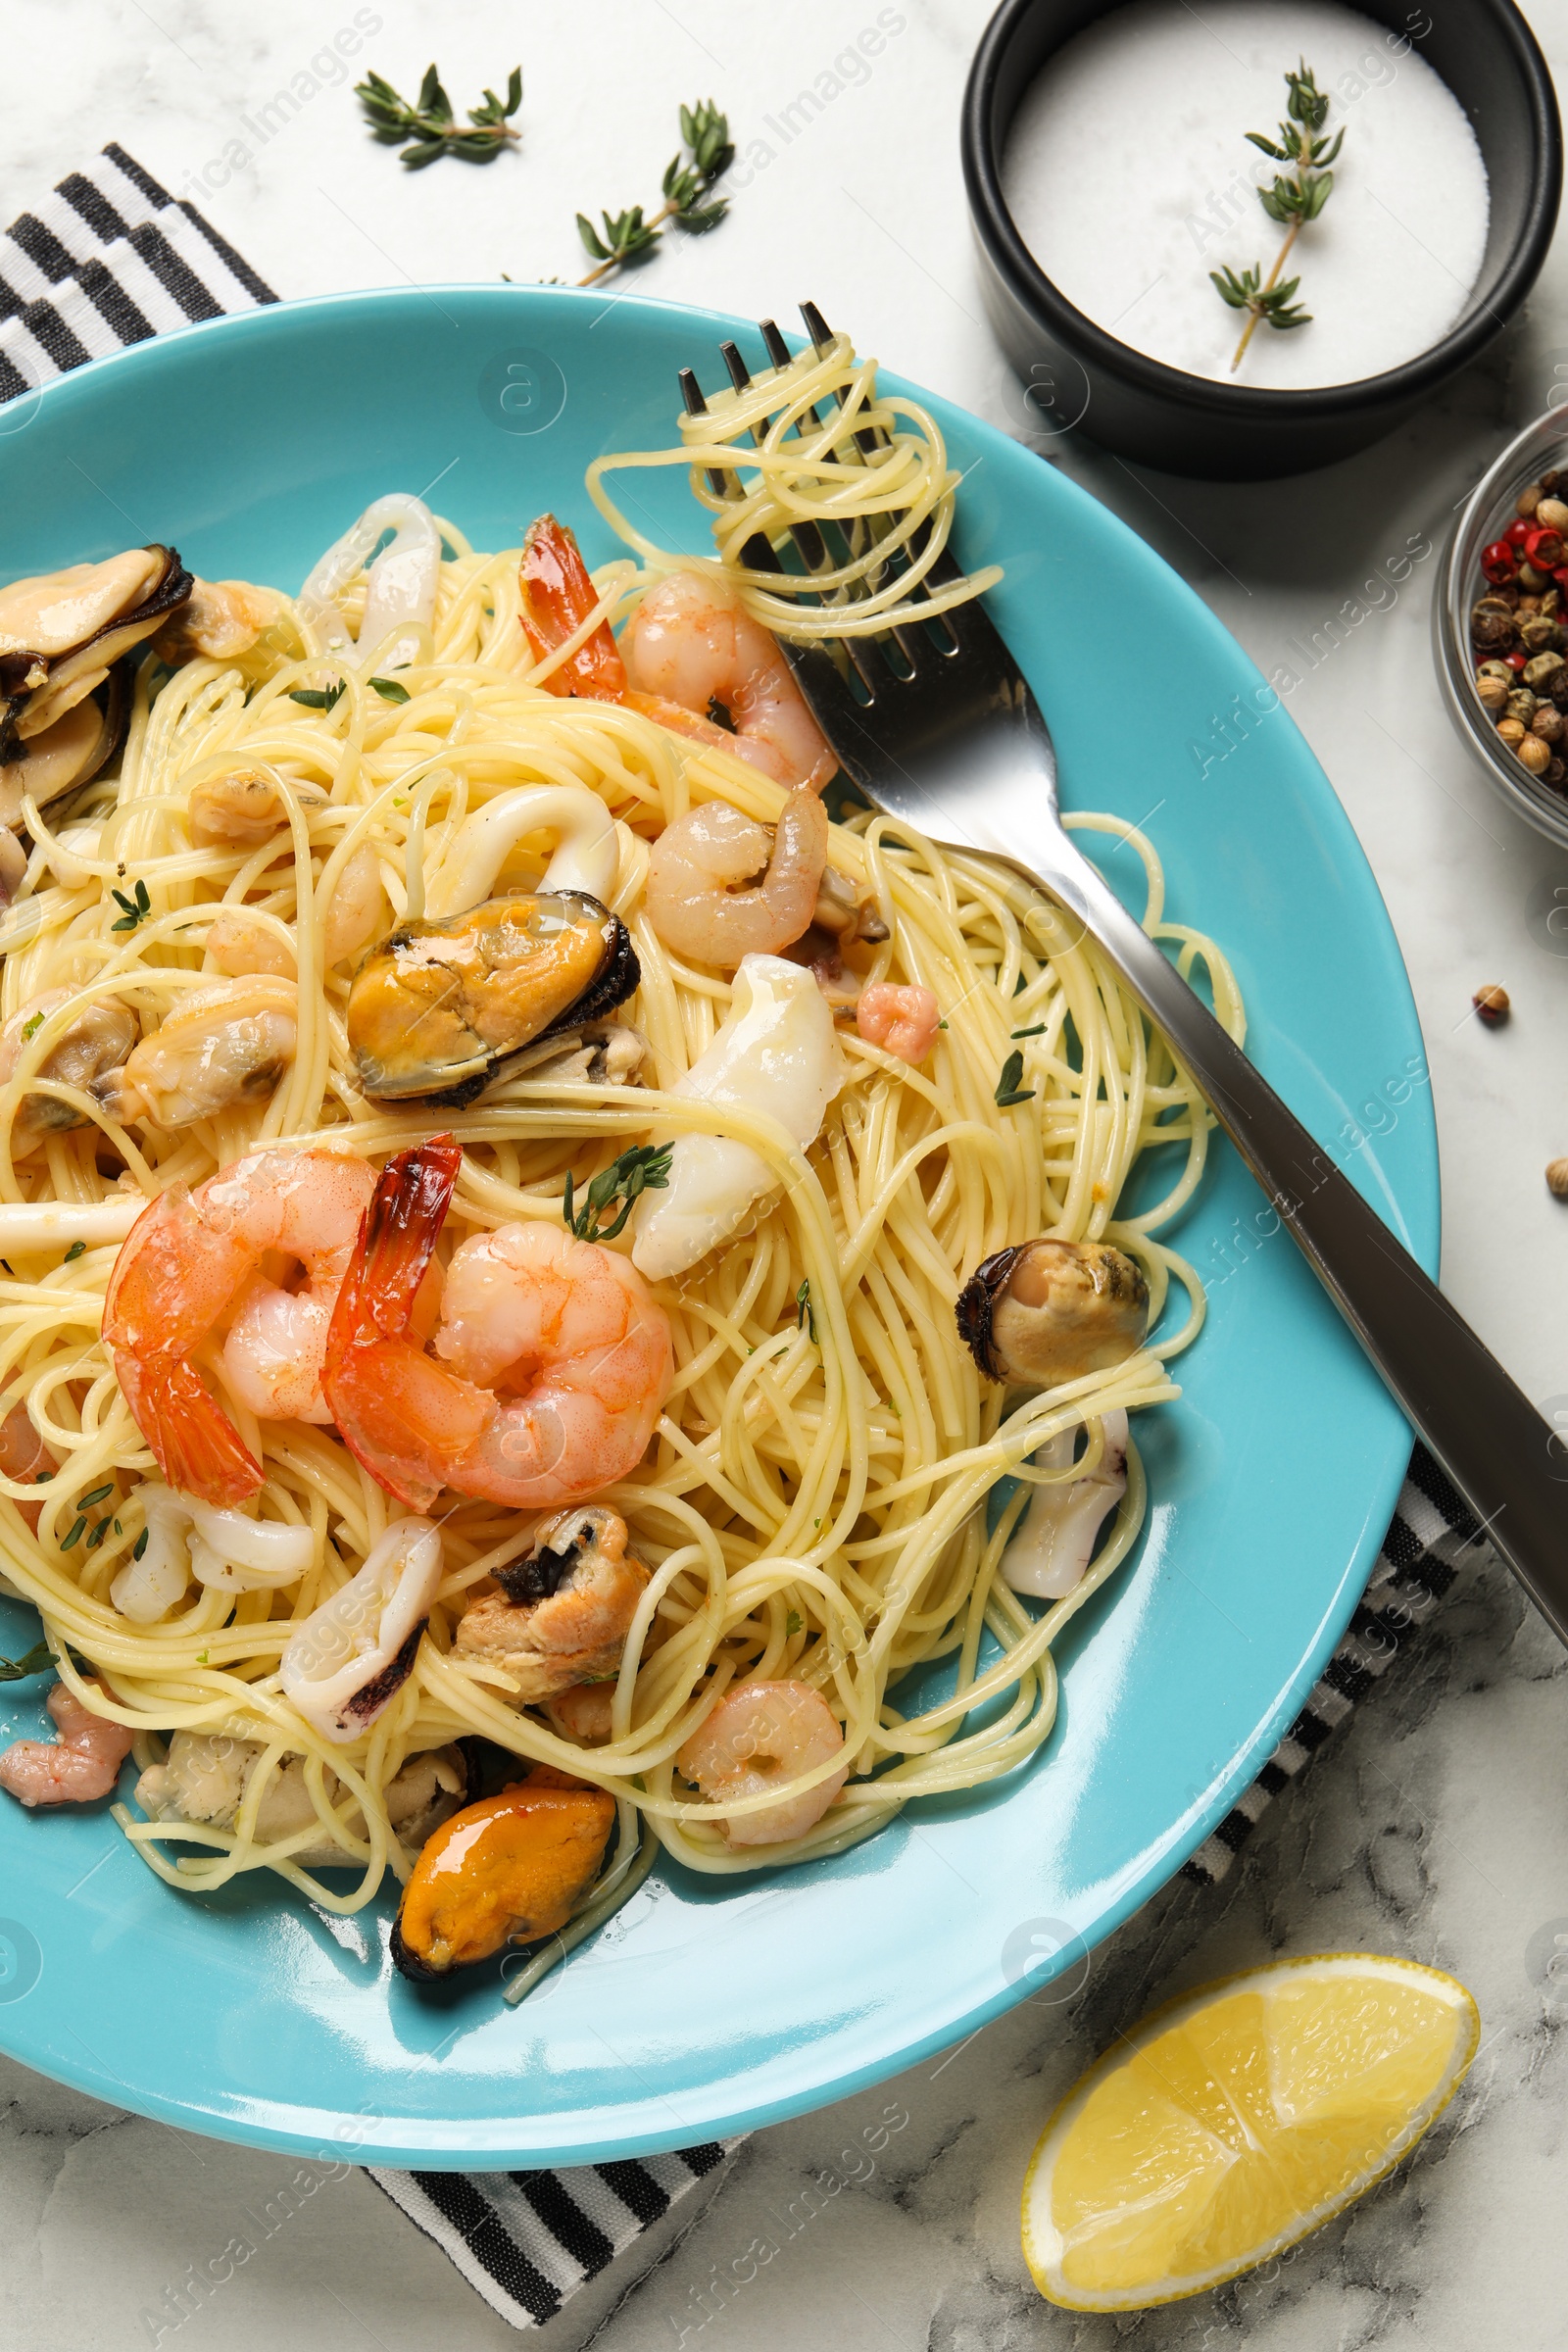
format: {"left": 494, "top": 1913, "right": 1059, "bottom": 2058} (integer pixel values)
{"left": 323, "top": 1134, "right": 492, "bottom": 1511}
{"left": 519, "top": 515, "right": 626, "bottom": 702}
{"left": 124, "top": 1357, "right": 264, "bottom": 1507}
{"left": 104, "top": 1187, "right": 263, "bottom": 1506}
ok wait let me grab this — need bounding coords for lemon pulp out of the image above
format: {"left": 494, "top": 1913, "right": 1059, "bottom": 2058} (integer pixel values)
{"left": 1021, "top": 1952, "right": 1479, "bottom": 2311}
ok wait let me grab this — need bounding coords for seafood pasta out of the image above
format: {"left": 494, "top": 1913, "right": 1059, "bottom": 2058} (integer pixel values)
{"left": 0, "top": 338, "right": 1241, "bottom": 1993}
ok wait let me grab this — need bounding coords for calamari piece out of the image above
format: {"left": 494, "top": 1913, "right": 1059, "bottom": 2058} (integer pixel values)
{"left": 299, "top": 494, "right": 439, "bottom": 674}
{"left": 1003, "top": 1411, "right": 1129, "bottom": 1600}
{"left": 631, "top": 953, "right": 841, "bottom": 1282}
{"left": 425, "top": 784, "right": 619, "bottom": 917}
{"left": 279, "top": 1518, "right": 443, "bottom": 1743}
{"left": 109, "top": 1486, "right": 315, "bottom": 1625}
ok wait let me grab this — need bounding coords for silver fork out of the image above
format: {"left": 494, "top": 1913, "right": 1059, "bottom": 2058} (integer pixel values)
{"left": 682, "top": 306, "right": 1568, "bottom": 1646}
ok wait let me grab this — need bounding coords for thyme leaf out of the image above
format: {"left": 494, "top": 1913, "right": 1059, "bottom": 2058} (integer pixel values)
{"left": 369, "top": 675, "right": 411, "bottom": 703}
{"left": 110, "top": 878, "right": 152, "bottom": 932}
{"left": 795, "top": 1277, "right": 817, "bottom": 1342}
{"left": 357, "top": 62, "right": 522, "bottom": 168}
{"left": 0, "top": 1640, "right": 51, "bottom": 1682}
{"left": 575, "top": 98, "right": 734, "bottom": 287}
{"left": 563, "top": 1143, "right": 673, "bottom": 1244}
{"left": 289, "top": 682, "right": 344, "bottom": 711}
{"left": 995, "top": 1049, "right": 1036, "bottom": 1108}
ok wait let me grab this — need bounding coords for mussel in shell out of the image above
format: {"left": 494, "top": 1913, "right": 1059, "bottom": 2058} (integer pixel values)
{"left": 956, "top": 1238, "right": 1150, "bottom": 1389}
{"left": 389, "top": 1769, "right": 616, "bottom": 1980}
{"left": 0, "top": 672, "right": 126, "bottom": 830}
{"left": 347, "top": 890, "right": 639, "bottom": 1106}
{"left": 0, "top": 545, "right": 190, "bottom": 760}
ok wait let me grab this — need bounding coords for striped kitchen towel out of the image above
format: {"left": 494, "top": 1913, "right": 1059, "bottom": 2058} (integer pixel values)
{"left": 0, "top": 142, "right": 273, "bottom": 401}
{"left": 0, "top": 146, "right": 1494, "bottom": 2338}
{"left": 1182, "top": 1442, "right": 1486, "bottom": 1884}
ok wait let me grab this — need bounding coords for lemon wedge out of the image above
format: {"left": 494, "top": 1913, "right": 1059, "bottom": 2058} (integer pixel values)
{"left": 1021, "top": 1952, "right": 1479, "bottom": 2311}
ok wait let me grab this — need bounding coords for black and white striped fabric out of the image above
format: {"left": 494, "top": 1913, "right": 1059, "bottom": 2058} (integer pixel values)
{"left": 368, "top": 2141, "right": 738, "bottom": 2331}
{"left": 0, "top": 147, "right": 1495, "bottom": 2336}
{"left": 1183, "top": 1443, "right": 1485, "bottom": 1884}
{"left": 0, "top": 144, "right": 273, "bottom": 401}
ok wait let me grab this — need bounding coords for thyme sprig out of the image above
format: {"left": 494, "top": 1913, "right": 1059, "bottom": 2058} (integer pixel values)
{"left": 576, "top": 100, "right": 735, "bottom": 287}
{"left": 1213, "top": 61, "right": 1341, "bottom": 372}
{"left": 0, "top": 1640, "right": 51, "bottom": 1683}
{"left": 563, "top": 1143, "right": 673, "bottom": 1244}
{"left": 356, "top": 63, "right": 522, "bottom": 168}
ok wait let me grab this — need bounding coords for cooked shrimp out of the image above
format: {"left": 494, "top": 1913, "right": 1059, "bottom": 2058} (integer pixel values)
{"left": 646, "top": 791, "right": 829, "bottom": 965}
{"left": 544, "top": 1683, "right": 615, "bottom": 1744}
{"left": 104, "top": 1147, "right": 376, "bottom": 1504}
{"left": 0, "top": 1400, "right": 54, "bottom": 1534}
{"left": 518, "top": 513, "right": 630, "bottom": 703}
{"left": 0, "top": 1680, "right": 133, "bottom": 1806}
{"left": 857, "top": 983, "right": 941, "bottom": 1064}
{"left": 93, "top": 976, "right": 297, "bottom": 1130}
{"left": 518, "top": 516, "right": 835, "bottom": 790}
{"left": 676, "top": 1679, "right": 848, "bottom": 1846}
{"left": 204, "top": 844, "right": 385, "bottom": 982}
{"left": 623, "top": 569, "right": 835, "bottom": 793}
{"left": 0, "top": 989, "right": 138, "bottom": 1153}
{"left": 323, "top": 1136, "right": 673, "bottom": 1514}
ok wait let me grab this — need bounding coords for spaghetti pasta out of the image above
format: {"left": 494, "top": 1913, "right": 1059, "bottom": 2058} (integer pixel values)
{"left": 0, "top": 449, "right": 1241, "bottom": 1969}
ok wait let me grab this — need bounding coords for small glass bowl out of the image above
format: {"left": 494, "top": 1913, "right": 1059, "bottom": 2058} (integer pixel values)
{"left": 1436, "top": 408, "right": 1568, "bottom": 848}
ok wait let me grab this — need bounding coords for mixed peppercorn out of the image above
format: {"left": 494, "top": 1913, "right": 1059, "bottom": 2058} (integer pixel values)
{"left": 1471, "top": 469, "right": 1568, "bottom": 790}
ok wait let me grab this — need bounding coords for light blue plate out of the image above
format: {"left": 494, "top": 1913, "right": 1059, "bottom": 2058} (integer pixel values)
{"left": 0, "top": 287, "right": 1436, "bottom": 2167}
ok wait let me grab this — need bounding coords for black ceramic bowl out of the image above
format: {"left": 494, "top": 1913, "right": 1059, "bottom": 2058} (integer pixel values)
{"left": 962, "top": 0, "right": 1562, "bottom": 479}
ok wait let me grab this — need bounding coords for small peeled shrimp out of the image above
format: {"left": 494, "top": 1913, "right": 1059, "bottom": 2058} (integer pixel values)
{"left": 623, "top": 570, "right": 835, "bottom": 793}
{"left": 204, "top": 845, "right": 385, "bottom": 981}
{"left": 857, "top": 983, "right": 941, "bottom": 1065}
{"left": 0, "top": 1681, "right": 133, "bottom": 1807}
{"left": 93, "top": 975, "right": 297, "bottom": 1130}
{"left": 323, "top": 1136, "right": 673, "bottom": 1514}
{"left": 676, "top": 1679, "right": 848, "bottom": 1847}
{"left": 104, "top": 1147, "right": 376, "bottom": 1505}
{"left": 0, "top": 1400, "right": 54, "bottom": 1535}
{"left": 646, "top": 792, "right": 829, "bottom": 966}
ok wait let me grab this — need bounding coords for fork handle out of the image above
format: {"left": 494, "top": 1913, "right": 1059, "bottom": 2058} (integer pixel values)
{"left": 1026, "top": 845, "right": 1568, "bottom": 1640}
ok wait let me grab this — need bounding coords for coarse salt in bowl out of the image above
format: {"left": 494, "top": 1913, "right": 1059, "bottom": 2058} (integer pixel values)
{"left": 1002, "top": 0, "right": 1488, "bottom": 391}
{"left": 962, "top": 0, "right": 1561, "bottom": 478}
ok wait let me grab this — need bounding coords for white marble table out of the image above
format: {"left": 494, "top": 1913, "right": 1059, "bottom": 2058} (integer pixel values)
{"left": 4, "top": 1, "right": 1568, "bottom": 2344}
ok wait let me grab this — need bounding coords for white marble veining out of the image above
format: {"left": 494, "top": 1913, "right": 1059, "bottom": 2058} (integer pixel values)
{"left": 2, "top": 1, "right": 1568, "bottom": 2345}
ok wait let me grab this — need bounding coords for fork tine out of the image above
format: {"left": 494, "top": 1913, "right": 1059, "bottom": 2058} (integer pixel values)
{"left": 678, "top": 368, "right": 735, "bottom": 503}
{"left": 717, "top": 338, "right": 829, "bottom": 577}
